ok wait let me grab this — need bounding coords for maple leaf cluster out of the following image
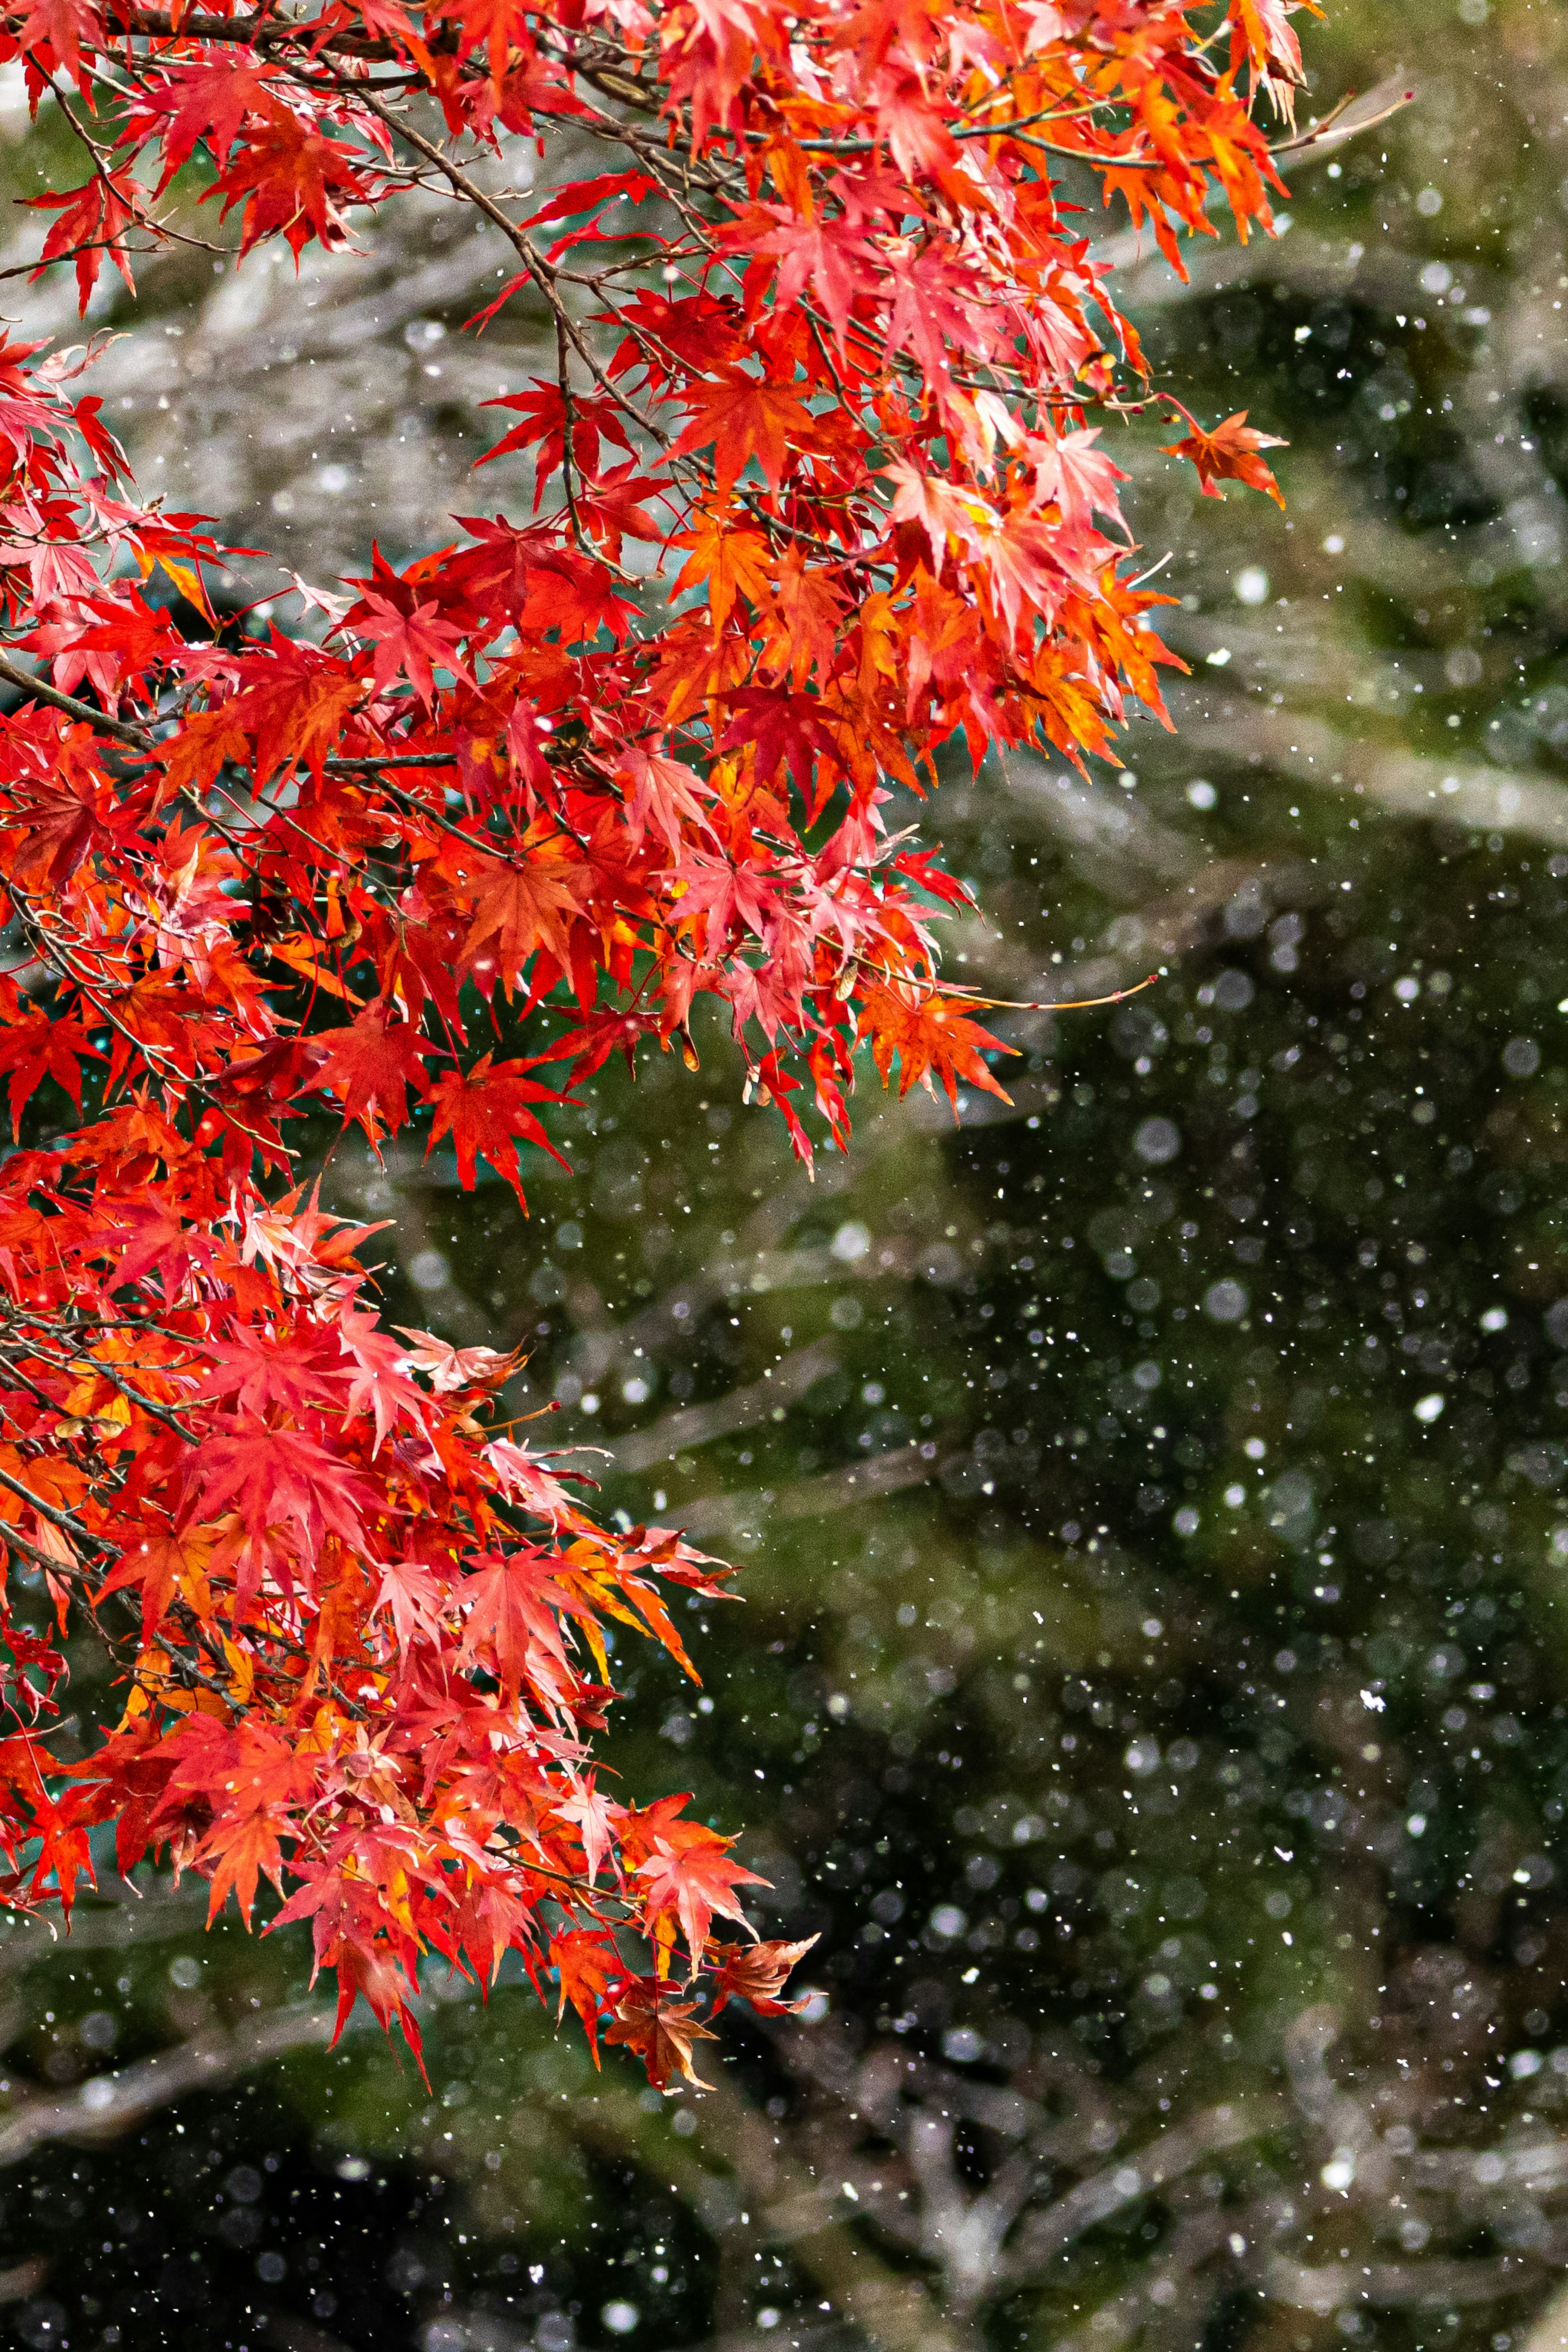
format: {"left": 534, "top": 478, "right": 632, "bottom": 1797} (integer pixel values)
{"left": 0, "top": 0, "right": 1305, "bottom": 2076}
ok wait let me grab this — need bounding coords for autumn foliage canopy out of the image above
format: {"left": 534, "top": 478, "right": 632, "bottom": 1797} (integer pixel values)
{"left": 0, "top": 0, "right": 1305, "bottom": 2082}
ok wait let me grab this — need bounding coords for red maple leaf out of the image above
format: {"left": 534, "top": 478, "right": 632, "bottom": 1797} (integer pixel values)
{"left": 721, "top": 688, "right": 844, "bottom": 795}
{"left": 1161, "top": 408, "right": 1288, "bottom": 507}
{"left": 215, "top": 105, "right": 373, "bottom": 260}
{"left": 572, "top": 460, "right": 670, "bottom": 562}
{"left": 371, "top": 1555, "right": 448, "bottom": 1651}
{"left": 706, "top": 1933, "right": 819, "bottom": 2016}
{"left": 181, "top": 1418, "right": 372, "bottom": 1561}
{"left": 615, "top": 745, "right": 715, "bottom": 854}
{"left": 735, "top": 206, "right": 878, "bottom": 347}
{"left": 0, "top": 1012, "right": 100, "bottom": 1137}
{"left": 15, "top": 0, "right": 101, "bottom": 82}
{"left": 535, "top": 1006, "right": 659, "bottom": 1085}
{"left": 520, "top": 168, "right": 658, "bottom": 238}
{"left": 192, "top": 1325, "right": 344, "bottom": 1421}
{"left": 7, "top": 760, "right": 114, "bottom": 887}
{"left": 26, "top": 171, "right": 142, "bottom": 313}
{"left": 858, "top": 984, "right": 1015, "bottom": 1111}
{"left": 0, "top": 1622, "right": 66, "bottom": 1723}
{"left": 312, "top": 1002, "right": 437, "bottom": 1139}
{"left": 671, "top": 371, "right": 815, "bottom": 498}
{"left": 601, "top": 1976, "right": 717, "bottom": 2091}
{"left": 462, "top": 851, "right": 585, "bottom": 986}
{"left": 551, "top": 1926, "right": 620, "bottom": 2062}
{"left": 456, "top": 1547, "right": 573, "bottom": 1699}
{"left": 350, "top": 590, "right": 471, "bottom": 709}
{"left": 334, "top": 1307, "right": 430, "bottom": 1454}
{"left": 425, "top": 1052, "right": 570, "bottom": 1203}
{"left": 140, "top": 60, "right": 282, "bottom": 192}
{"left": 636, "top": 1827, "right": 769, "bottom": 1969}
{"left": 477, "top": 381, "right": 635, "bottom": 497}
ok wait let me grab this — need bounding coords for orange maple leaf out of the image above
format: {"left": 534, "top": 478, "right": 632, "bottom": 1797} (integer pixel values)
{"left": 671, "top": 371, "right": 814, "bottom": 497}
{"left": 706, "top": 1932, "right": 820, "bottom": 2016}
{"left": 156, "top": 699, "right": 254, "bottom": 800}
{"left": 602, "top": 1977, "right": 717, "bottom": 2091}
{"left": 1161, "top": 408, "right": 1287, "bottom": 507}
{"left": 96, "top": 1525, "right": 213, "bottom": 1644}
{"left": 550, "top": 1926, "right": 619, "bottom": 2063}
{"left": 462, "top": 849, "right": 585, "bottom": 987}
{"left": 858, "top": 984, "right": 1014, "bottom": 1110}
{"left": 636, "top": 1826, "right": 768, "bottom": 1969}
{"left": 204, "top": 1806, "right": 290, "bottom": 1930}
{"left": 669, "top": 513, "right": 773, "bottom": 639}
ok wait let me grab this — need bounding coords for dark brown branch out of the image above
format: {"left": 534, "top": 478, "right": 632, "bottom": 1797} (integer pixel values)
{"left": 0, "top": 651, "right": 153, "bottom": 752}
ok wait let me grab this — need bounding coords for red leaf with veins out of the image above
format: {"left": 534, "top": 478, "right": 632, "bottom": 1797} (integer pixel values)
{"left": 425, "top": 1052, "right": 570, "bottom": 1203}
{"left": 312, "top": 1002, "right": 437, "bottom": 1139}
{"left": 456, "top": 1548, "right": 575, "bottom": 1700}
{"left": 16, "top": 0, "right": 102, "bottom": 82}
{"left": 671, "top": 371, "right": 816, "bottom": 498}
{"left": 138, "top": 60, "right": 283, "bottom": 191}
{"left": 350, "top": 591, "right": 472, "bottom": 708}
{"left": 0, "top": 1013, "right": 99, "bottom": 1138}
{"left": 636, "top": 1826, "right": 769, "bottom": 1971}
{"left": 1162, "top": 408, "right": 1288, "bottom": 507}
{"left": 192, "top": 1326, "right": 345, "bottom": 1421}
{"left": 26, "top": 172, "right": 142, "bottom": 311}
{"left": 372, "top": 1557, "right": 448, "bottom": 1651}
{"left": 706, "top": 1933, "right": 821, "bottom": 2016}
{"left": 182, "top": 1419, "right": 373, "bottom": 1557}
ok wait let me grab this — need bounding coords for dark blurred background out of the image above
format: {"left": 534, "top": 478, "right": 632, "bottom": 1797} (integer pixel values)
{"left": 10, "top": 5, "right": 1568, "bottom": 2352}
